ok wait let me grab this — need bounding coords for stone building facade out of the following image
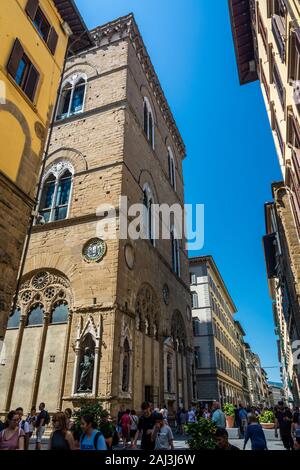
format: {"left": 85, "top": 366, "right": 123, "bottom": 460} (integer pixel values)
{"left": 0, "top": 14, "right": 194, "bottom": 417}
{"left": 229, "top": 0, "right": 300, "bottom": 402}
{"left": 264, "top": 182, "right": 300, "bottom": 405}
{"left": 0, "top": 0, "right": 91, "bottom": 346}
{"left": 190, "top": 256, "right": 244, "bottom": 405}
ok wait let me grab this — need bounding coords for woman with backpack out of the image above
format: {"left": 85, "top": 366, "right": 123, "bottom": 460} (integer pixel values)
{"left": 0, "top": 410, "right": 25, "bottom": 450}
{"left": 130, "top": 410, "right": 138, "bottom": 445}
{"left": 79, "top": 415, "right": 107, "bottom": 451}
{"left": 48, "top": 412, "right": 75, "bottom": 450}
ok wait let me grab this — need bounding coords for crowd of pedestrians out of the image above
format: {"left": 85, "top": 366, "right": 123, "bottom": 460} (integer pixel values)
{"left": 175, "top": 400, "right": 300, "bottom": 451}
{"left": 1, "top": 399, "right": 299, "bottom": 451}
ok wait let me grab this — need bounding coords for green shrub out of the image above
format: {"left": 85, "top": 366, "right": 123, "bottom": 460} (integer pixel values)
{"left": 223, "top": 403, "right": 235, "bottom": 417}
{"left": 185, "top": 418, "right": 217, "bottom": 450}
{"left": 72, "top": 400, "right": 109, "bottom": 438}
{"left": 258, "top": 410, "right": 275, "bottom": 424}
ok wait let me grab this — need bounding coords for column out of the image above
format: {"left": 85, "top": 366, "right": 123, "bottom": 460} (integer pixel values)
{"left": 57, "top": 309, "right": 73, "bottom": 410}
{"left": 30, "top": 311, "right": 50, "bottom": 407}
{"left": 159, "top": 337, "right": 164, "bottom": 407}
{"left": 4, "top": 314, "right": 26, "bottom": 411}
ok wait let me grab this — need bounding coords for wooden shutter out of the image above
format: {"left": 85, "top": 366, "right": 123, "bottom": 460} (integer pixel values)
{"left": 25, "top": 0, "right": 39, "bottom": 20}
{"left": 7, "top": 39, "right": 24, "bottom": 79}
{"left": 24, "top": 64, "right": 40, "bottom": 102}
{"left": 47, "top": 27, "right": 58, "bottom": 55}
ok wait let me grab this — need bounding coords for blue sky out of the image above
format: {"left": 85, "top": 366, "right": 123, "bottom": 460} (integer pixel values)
{"left": 76, "top": 0, "right": 283, "bottom": 381}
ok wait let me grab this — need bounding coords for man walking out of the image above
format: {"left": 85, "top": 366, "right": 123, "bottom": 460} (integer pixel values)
{"left": 132, "top": 402, "right": 155, "bottom": 450}
{"left": 35, "top": 402, "right": 49, "bottom": 450}
{"left": 275, "top": 401, "right": 294, "bottom": 450}
{"left": 238, "top": 404, "right": 248, "bottom": 438}
{"left": 212, "top": 402, "right": 226, "bottom": 429}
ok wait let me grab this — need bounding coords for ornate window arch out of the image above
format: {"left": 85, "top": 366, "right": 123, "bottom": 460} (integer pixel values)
{"left": 171, "top": 310, "right": 187, "bottom": 354}
{"left": 135, "top": 284, "right": 160, "bottom": 336}
{"left": 56, "top": 73, "right": 87, "bottom": 121}
{"left": 168, "top": 146, "right": 176, "bottom": 190}
{"left": 17, "top": 270, "right": 72, "bottom": 321}
{"left": 50, "top": 301, "right": 68, "bottom": 324}
{"left": 143, "top": 96, "right": 155, "bottom": 149}
{"left": 143, "top": 183, "right": 155, "bottom": 246}
{"left": 37, "top": 160, "right": 74, "bottom": 224}
{"left": 122, "top": 338, "right": 131, "bottom": 392}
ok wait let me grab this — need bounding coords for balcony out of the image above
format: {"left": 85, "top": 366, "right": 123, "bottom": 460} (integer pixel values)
{"left": 272, "top": 14, "right": 286, "bottom": 62}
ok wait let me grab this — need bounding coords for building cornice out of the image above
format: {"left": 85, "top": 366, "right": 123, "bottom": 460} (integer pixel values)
{"left": 90, "top": 13, "right": 186, "bottom": 159}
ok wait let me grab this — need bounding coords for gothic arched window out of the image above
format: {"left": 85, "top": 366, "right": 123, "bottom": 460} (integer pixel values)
{"left": 145, "top": 317, "right": 150, "bottom": 336}
{"left": 167, "top": 353, "right": 172, "bottom": 393}
{"left": 56, "top": 76, "right": 87, "bottom": 121}
{"left": 168, "top": 147, "right": 176, "bottom": 190}
{"left": 143, "top": 184, "right": 155, "bottom": 245}
{"left": 51, "top": 302, "right": 68, "bottom": 324}
{"left": 27, "top": 304, "right": 44, "bottom": 327}
{"left": 7, "top": 308, "right": 21, "bottom": 329}
{"left": 122, "top": 338, "right": 130, "bottom": 392}
{"left": 171, "top": 227, "right": 180, "bottom": 276}
{"left": 38, "top": 162, "right": 73, "bottom": 224}
{"left": 143, "top": 97, "right": 155, "bottom": 149}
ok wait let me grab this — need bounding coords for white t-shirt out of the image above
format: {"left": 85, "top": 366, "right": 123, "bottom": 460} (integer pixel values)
{"left": 187, "top": 410, "right": 196, "bottom": 423}
{"left": 154, "top": 425, "right": 173, "bottom": 450}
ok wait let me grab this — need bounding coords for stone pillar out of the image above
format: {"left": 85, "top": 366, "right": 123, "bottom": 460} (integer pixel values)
{"left": 93, "top": 344, "right": 101, "bottom": 396}
{"left": 175, "top": 347, "right": 179, "bottom": 408}
{"left": 71, "top": 345, "right": 81, "bottom": 395}
{"left": 57, "top": 309, "right": 73, "bottom": 410}
{"left": 4, "top": 314, "right": 26, "bottom": 411}
{"left": 30, "top": 311, "right": 50, "bottom": 407}
{"left": 159, "top": 337, "right": 164, "bottom": 407}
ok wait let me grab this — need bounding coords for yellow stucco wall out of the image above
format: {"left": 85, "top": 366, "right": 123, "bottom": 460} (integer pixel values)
{"left": 0, "top": 0, "right": 68, "bottom": 196}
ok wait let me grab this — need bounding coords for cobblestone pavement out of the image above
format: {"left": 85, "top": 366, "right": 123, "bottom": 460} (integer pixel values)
{"left": 29, "top": 435, "right": 285, "bottom": 451}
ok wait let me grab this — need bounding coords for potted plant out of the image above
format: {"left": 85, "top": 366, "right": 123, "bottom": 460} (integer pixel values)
{"left": 258, "top": 410, "right": 275, "bottom": 430}
{"left": 72, "top": 401, "right": 115, "bottom": 447}
{"left": 223, "top": 403, "right": 235, "bottom": 428}
{"left": 185, "top": 417, "right": 217, "bottom": 450}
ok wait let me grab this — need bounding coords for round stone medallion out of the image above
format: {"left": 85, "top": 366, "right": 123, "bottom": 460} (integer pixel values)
{"left": 124, "top": 243, "right": 135, "bottom": 270}
{"left": 83, "top": 238, "right": 107, "bottom": 263}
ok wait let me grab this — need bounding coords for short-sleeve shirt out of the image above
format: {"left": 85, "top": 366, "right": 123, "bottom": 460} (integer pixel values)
{"left": 0, "top": 428, "right": 25, "bottom": 450}
{"left": 121, "top": 414, "right": 131, "bottom": 430}
{"left": 275, "top": 409, "right": 293, "bottom": 434}
{"left": 212, "top": 409, "right": 226, "bottom": 428}
{"left": 36, "top": 410, "right": 47, "bottom": 427}
{"left": 155, "top": 425, "right": 173, "bottom": 450}
{"left": 80, "top": 430, "right": 107, "bottom": 451}
{"left": 138, "top": 414, "right": 155, "bottom": 450}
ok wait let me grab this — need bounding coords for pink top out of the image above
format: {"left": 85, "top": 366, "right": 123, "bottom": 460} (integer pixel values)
{"left": 0, "top": 428, "right": 25, "bottom": 450}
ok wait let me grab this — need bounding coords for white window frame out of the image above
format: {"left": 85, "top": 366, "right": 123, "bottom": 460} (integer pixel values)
{"left": 192, "top": 291, "right": 199, "bottom": 309}
{"left": 56, "top": 73, "right": 87, "bottom": 121}
{"left": 144, "top": 96, "right": 155, "bottom": 150}
{"left": 37, "top": 160, "right": 74, "bottom": 224}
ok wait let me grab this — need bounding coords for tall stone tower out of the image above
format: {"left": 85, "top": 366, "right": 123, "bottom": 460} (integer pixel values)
{"left": 0, "top": 14, "right": 194, "bottom": 416}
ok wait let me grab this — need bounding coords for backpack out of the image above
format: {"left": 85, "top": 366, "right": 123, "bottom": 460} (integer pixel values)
{"left": 21, "top": 420, "right": 26, "bottom": 431}
{"left": 80, "top": 431, "right": 102, "bottom": 450}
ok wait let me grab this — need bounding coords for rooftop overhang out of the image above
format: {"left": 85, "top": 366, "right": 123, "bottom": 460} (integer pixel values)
{"left": 228, "top": 0, "right": 258, "bottom": 85}
{"left": 53, "top": 0, "right": 94, "bottom": 53}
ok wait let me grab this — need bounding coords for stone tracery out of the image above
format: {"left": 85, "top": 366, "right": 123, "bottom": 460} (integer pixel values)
{"left": 17, "top": 270, "right": 72, "bottom": 317}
